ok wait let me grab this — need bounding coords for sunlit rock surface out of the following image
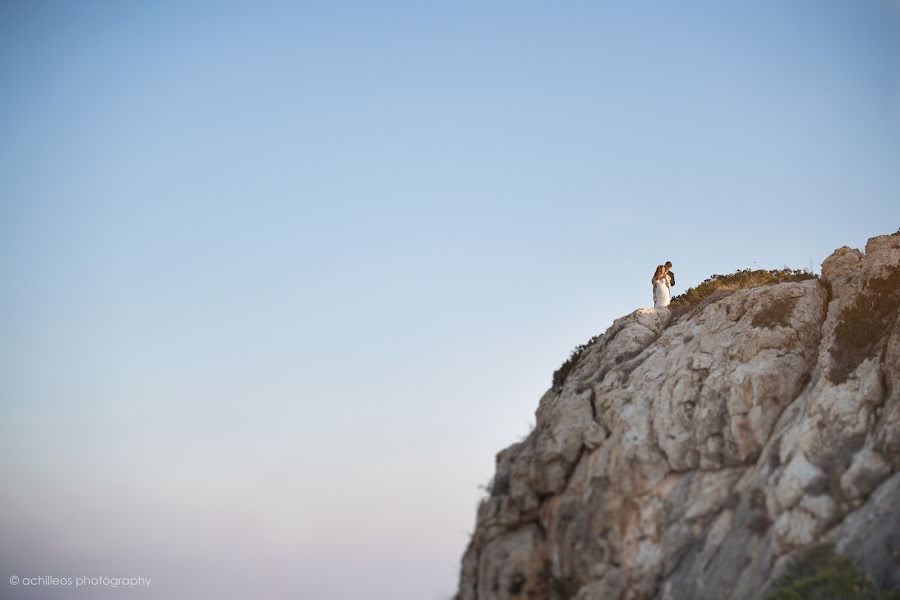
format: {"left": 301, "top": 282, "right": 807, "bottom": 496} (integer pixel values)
{"left": 456, "top": 233, "right": 900, "bottom": 600}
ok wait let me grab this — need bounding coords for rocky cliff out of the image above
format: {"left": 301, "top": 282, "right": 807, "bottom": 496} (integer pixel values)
{"left": 456, "top": 233, "right": 900, "bottom": 600}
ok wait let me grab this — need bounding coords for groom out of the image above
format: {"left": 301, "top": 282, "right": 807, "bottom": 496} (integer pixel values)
{"left": 665, "top": 261, "right": 675, "bottom": 288}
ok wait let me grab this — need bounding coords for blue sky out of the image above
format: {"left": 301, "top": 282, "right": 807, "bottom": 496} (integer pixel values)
{"left": 2, "top": 1, "right": 899, "bottom": 598}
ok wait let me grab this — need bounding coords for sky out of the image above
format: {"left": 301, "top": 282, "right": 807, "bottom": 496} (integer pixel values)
{"left": 1, "top": 1, "right": 899, "bottom": 599}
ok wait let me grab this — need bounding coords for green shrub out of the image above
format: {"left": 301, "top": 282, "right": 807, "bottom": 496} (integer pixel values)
{"left": 828, "top": 265, "right": 900, "bottom": 384}
{"left": 552, "top": 333, "right": 601, "bottom": 389}
{"left": 670, "top": 268, "right": 816, "bottom": 313}
{"left": 765, "top": 544, "right": 878, "bottom": 600}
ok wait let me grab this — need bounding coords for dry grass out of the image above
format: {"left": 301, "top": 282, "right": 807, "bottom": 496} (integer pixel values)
{"left": 670, "top": 268, "right": 816, "bottom": 309}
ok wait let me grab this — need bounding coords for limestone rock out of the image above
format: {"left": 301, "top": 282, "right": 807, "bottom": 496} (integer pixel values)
{"left": 840, "top": 448, "right": 890, "bottom": 501}
{"left": 829, "top": 471, "right": 900, "bottom": 592}
{"left": 456, "top": 232, "right": 900, "bottom": 600}
{"left": 771, "top": 452, "right": 825, "bottom": 514}
{"left": 469, "top": 525, "right": 547, "bottom": 600}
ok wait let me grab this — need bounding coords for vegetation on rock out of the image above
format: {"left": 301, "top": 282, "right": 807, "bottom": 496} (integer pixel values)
{"left": 753, "top": 295, "right": 800, "bottom": 329}
{"left": 828, "top": 264, "right": 900, "bottom": 384}
{"left": 765, "top": 544, "right": 899, "bottom": 600}
{"left": 552, "top": 333, "right": 601, "bottom": 390}
{"left": 669, "top": 267, "right": 816, "bottom": 315}
{"left": 553, "top": 267, "right": 816, "bottom": 388}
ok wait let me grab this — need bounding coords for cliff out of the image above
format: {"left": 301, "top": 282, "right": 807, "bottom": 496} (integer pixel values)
{"left": 456, "top": 233, "right": 900, "bottom": 600}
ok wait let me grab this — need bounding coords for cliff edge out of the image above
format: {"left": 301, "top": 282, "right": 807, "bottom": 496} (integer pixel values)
{"left": 456, "top": 232, "right": 900, "bottom": 600}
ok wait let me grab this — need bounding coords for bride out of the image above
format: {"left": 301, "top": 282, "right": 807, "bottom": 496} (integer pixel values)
{"left": 652, "top": 265, "right": 671, "bottom": 308}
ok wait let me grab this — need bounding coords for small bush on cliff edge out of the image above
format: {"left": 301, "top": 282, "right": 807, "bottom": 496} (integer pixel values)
{"left": 552, "top": 333, "right": 601, "bottom": 390}
{"left": 670, "top": 267, "right": 816, "bottom": 313}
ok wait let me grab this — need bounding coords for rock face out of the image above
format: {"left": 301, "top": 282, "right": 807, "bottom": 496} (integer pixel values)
{"left": 456, "top": 233, "right": 900, "bottom": 600}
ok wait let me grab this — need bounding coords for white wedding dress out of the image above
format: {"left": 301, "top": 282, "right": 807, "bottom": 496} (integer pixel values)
{"left": 653, "top": 277, "right": 670, "bottom": 308}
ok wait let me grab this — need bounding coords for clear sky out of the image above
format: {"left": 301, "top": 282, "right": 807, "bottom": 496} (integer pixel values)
{"left": 1, "top": 1, "right": 898, "bottom": 599}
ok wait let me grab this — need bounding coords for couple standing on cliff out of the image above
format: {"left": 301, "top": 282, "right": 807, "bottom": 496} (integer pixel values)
{"left": 652, "top": 261, "right": 675, "bottom": 308}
